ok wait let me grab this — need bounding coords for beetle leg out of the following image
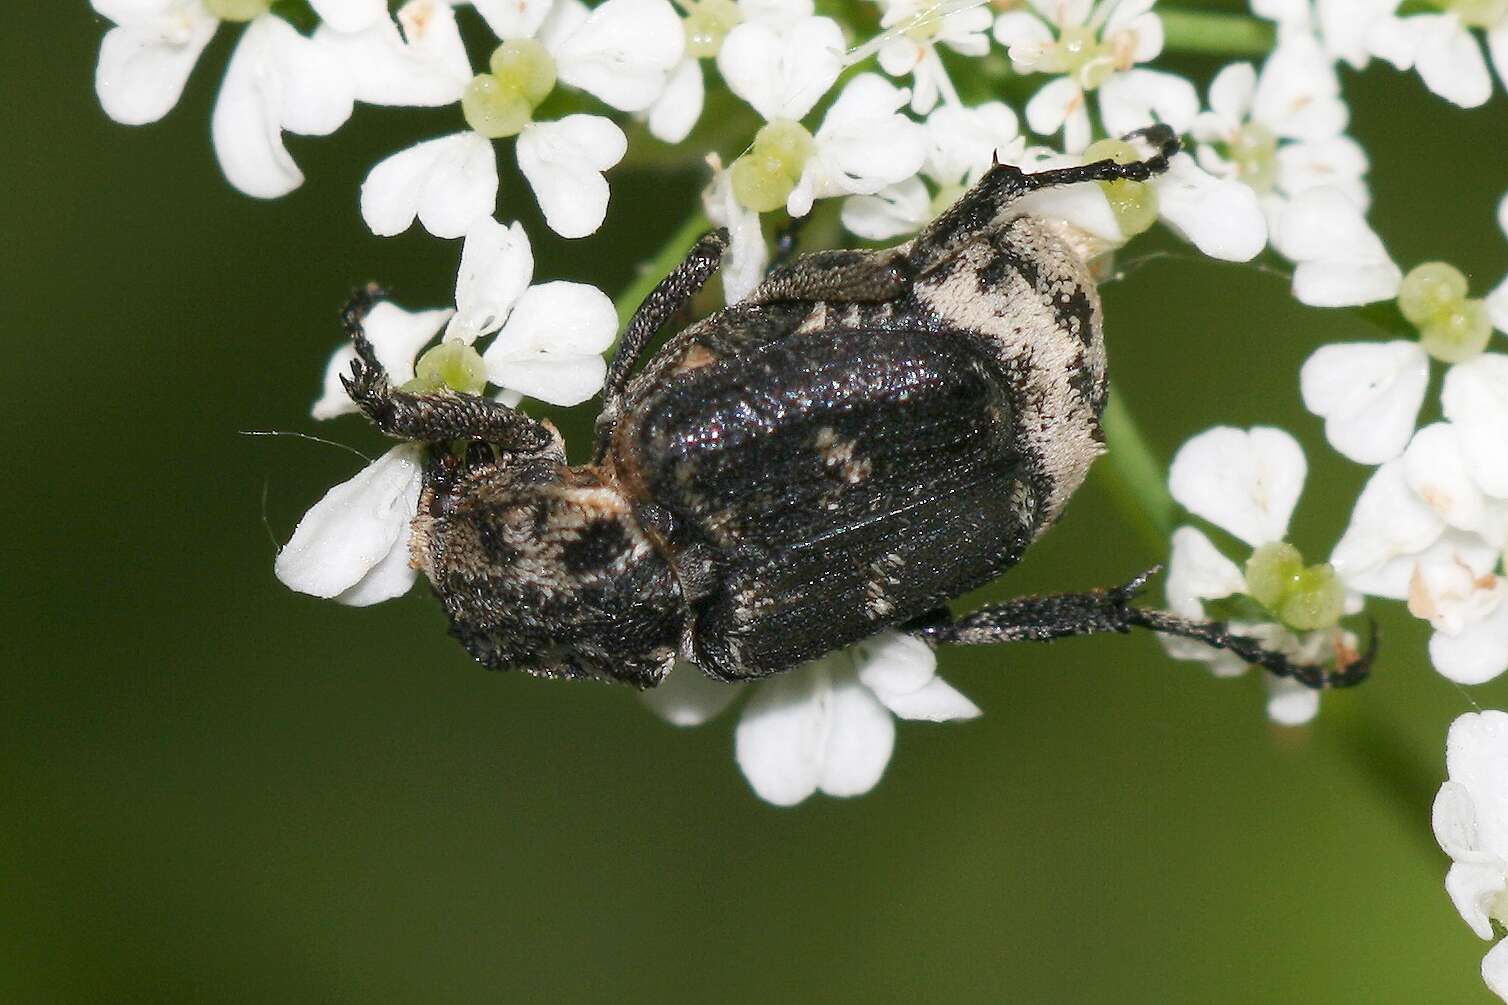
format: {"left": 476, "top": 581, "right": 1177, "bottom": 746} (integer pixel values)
{"left": 904, "top": 567, "right": 1373, "bottom": 691}
{"left": 338, "top": 284, "right": 553, "bottom": 452}
{"left": 592, "top": 229, "right": 730, "bottom": 462}
{"left": 907, "top": 124, "right": 1180, "bottom": 278}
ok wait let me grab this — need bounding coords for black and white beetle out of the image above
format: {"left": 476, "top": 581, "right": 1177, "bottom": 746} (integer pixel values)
{"left": 338, "top": 125, "right": 1371, "bottom": 692}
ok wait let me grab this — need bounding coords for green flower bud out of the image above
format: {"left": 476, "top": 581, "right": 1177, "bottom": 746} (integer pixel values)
{"left": 683, "top": 0, "right": 742, "bottom": 59}
{"left": 731, "top": 153, "right": 795, "bottom": 213}
{"left": 489, "top": 39, "right": 557, "bottom": 108}
{"left": 462, "top": 75, "right": 533, "bottom": 139}
{"left": 1398, "top": 261, "right": 1469, "bottom": 326}
{"left": 412, "top": 341, "right": 488, "bottom": 395}
{"left": 1085, "top": 140, "right": 1157, "bottom": 237}
{"left": 204, "top": 0, "right": 270, "bottom": 20}
{"left": 1245, "top": 542, "right": 1304, "bottom": 611}
{"left": 1420, "top": 299, "right": 1493, "bottom": 363}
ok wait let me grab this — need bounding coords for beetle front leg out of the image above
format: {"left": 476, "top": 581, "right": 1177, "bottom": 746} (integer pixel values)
{"left": 905, "top": 568, "right": 1373, "bottom": 691}
{"left": 907, "top": 124, "right": 1180, "bottom": 278}
{"left": 340, "top": 285, "right": 553, "bottom": 453}
{"left": 592, "top": 229, "right": 729, "bottom": 461}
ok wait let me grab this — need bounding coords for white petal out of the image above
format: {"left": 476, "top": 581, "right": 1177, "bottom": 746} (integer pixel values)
{"left": 1254, "top": 34, "right": 1346, "bottom": 140}
{"left": 488, "top": 280, "right": 617, "bottom": 356}
{"left": 648, "top": 57, "right": 704, "bottom": 144}
{"left": 95, "top": 11, "right": 217, "bottom": 125}
{"left": 854, "top": 631, "right": 936, "bottom": 696}
{"left": 1415, "top": 14, "right": 1493, "bottom": 108}
{"left": 1274, "top": 136, "right": 1370, "bottom": 206}
{"left": 1431, "top": 597, "right": 1508, "bottom": 685}
{"left": 516, "top": 115, "right": 626, "bottom": 239}
{"left": 640, "top": 661, "right": 742, "bottom": 725}
{"left": 552, "top": 0, "right": 685, "bottom": 112}
{"left": 1329, "top": 460, "right": 1446, "bottom": 596}
{"left": 801, "top": 74, "right": 926, "bottom": 202}
{"left": 488, "top": 353, "right": 608, "bottom": 406}
{"left": 310, "top": 0, "right": 387, "bottom": 33}
{"left": 1488, "top": 274, "right": 1508, "bottom": 336}
{"left": 336, "top": 522, "right": 419, "bottom": 606}
{"left": 1025, "top": 76, "right": 1083, "bottom": 138}
{"left": 1435, "top": 778, "right": 1487, "bottom": 863}
{"left": 1447, "top": 861, "right": 1508, "bottom": 940}
{"left": 472, "top": 0, "right": 557, "bottom": 38}
{"left": 1165, "top": 526, "right": 1246, "bottom": 615}
{"left": 842, "top": 177, "right": 931, "bottom": 241}
{"left": 1168, "top": 426, "right": 1306, "bottom": 546}
{"left": 266, "top": 18, "right": 356, "bottom": 137}
{"left": 1207, "top": 61, "right": 1256, "bottom": 123}
{"left": 1405, "top": 423, "right": 1501, "bottom": 541}
{"left": 452, "top": 217, "right": 534, "bottom": 340}
{"left": 1098, "top": 69, "right": 1199, "bottom": 140}
{"left": 1446, "top": 710, "right": 1508, "bottom": 835}
{"left": 275, "top": 444, "right": 424, "bottom": 601}
{"left": 361, "top": 132, "right": 498, "bottom": 239}
{"left": 717, "top": 16, "right": 844, "bottom": 121}
{"left": 817, "top": 670, "right": 896, "bottom": 797}
{"left": 1443, "top": 354, "right": 1508, "bottom": 499}
{"left": 880, "top": 676, "right": 982, "bottom": 721}
{"left": 734, "top": 663, "right": 829, "bottom": 805}
{"left": 1483, "top": 941, "right": 1508, "bottom": 1001}
{"left": 925, "top": 101, "right": 1021, "bottom": 186}
{"left": 317, "top": 0, "right": 472, "bottom": 107}
{"left": 1364, "top": 13, "right": 1421, "bottom": 70}
{"left": 1498, "top": 189, "right": 1508, "bottom": 242}
{"left": 211, "top": 18, "right": 307, "bottom": 199}
{"left": 702, "top": 160, "right": 767, "bottom": 305}
{"left": 1300, "top": 340, "right": 1429, "bottom": 464}
{"left": 1264, "top": 673, "right": 1320, "bottom": 726}
{"left": 312, "top": 302, "right": 452, "bottom": 419}
{"left": 1274, "top": 187, "right": 1400, "bottom": 306}
{"left": 1154, "top": 153, "right": 1267, "bottom": 262}
{"left": 993, "top": 11, "right": 1053, "bottom": 70}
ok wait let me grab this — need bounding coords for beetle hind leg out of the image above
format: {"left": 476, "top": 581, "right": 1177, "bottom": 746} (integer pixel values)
{"left": 904, "top": 567, "right": 1373, "bottom": 691}
{"left": 338, "top": 285, "right": 553, "bottom": 453}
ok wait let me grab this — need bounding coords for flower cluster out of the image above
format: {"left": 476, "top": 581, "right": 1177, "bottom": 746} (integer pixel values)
{"left": 92, "top": 0, "right": 1508, "bottom": 991}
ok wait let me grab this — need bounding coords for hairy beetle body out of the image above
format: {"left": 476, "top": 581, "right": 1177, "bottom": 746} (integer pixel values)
{"left": 338, "top": 126, "right": 1372, "bottom": 694}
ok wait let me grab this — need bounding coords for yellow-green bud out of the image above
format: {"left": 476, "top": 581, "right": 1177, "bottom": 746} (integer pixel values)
{"left": 412, "top": 341, "right": 488, "bottom": 395}
{"left": 204, "top": 0, "right": 270, "bottom": 20}
{"left": 1398, "top": 261, "right": 1469, "bottom": 326}
{"left": 1452, "top": 0, "right": 1508, "bottom": 28}
{"left": 683, "top": 0, "right": 742, "bottom": 59}
{"left": 1420, "top": 299, "right": 1493, "bottom": 363}
{"left": 1245, "top": 542, "right": 1304, "bottom": 611}
{"left": 1085, "top": 140, "right": 1157, "bottom": 237}
{"left": 462, "top": 75, "right": 533, "bottom": 139}
{"left": 489, "top": 39, "right": 557, "bottom": 108}
{"left": 730, "top": 120, "right": 814, "bottom": 213}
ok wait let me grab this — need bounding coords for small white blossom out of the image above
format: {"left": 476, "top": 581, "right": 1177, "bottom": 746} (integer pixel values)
{"left": 1444, "top": 354, "right": 1508, "bottom": 499}
{"left": 1434, "top": 709, "right": 1508, "bottom": 1001}
{"left": 1366, "top": 3, "right": 1508, "bottom": 109}
{"left": 93, "top": 0, "right": 220, "bottom": 126}
{"left": 361, "top": 132, "right": 501, "bottom": 240}
{"left": 994, "top": 0, "right": 1166, "bottom": 152}
{"left": 1300, "top": 340, "right": 1430, "bottom": 464}
{"left": 786, "top": 74, "right": 927, "bottom": 218}
{"left": 275, "top": 443, "right": 426, "bottom": 606}
{"left": 1164, "top": 426, "right": 1345, "bottom": 724}
{"left": 642, "top": 632, "right": 979, "bottom": 805}
{"left": 871, "top": 0, "right": 993, "bottom": 113}
{"left": 316, "top": 0, "right": 473, "bottom": 107}
{"left": 1273, "top": 185, "right": 1401, "bottom": 307}
{"left": 718, "top": 14, "right": 845, "bottom": 121}
{"left": 703, "top": 154, "right": 768, "bottom": 304}
{"left": 1153, "top": 152, "right": 1268, "bottom": 262}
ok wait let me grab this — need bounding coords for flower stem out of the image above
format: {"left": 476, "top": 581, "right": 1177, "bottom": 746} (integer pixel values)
{"left": 613, "top": 211, "right": 711, "bottom": 330}
{"left": 1095, "top": 385, "right": 1176, "bottom": 558}
{"left": 1159, "top": 9, "right": 1276, "bottom": 56}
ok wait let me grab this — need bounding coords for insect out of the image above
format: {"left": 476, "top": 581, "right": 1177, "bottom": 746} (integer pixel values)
{"left": 338, "top": 125, "right": 1371, "bottom": 692}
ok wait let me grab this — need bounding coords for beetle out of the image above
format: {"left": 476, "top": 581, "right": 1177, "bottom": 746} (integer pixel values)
{"left": 337, "top": 125, "right": 1371, "bottom": 692}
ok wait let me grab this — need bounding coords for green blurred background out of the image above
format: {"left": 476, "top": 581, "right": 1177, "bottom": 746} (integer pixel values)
{"left": 6, "top": 5, "right": 1508, "bottom": 1001}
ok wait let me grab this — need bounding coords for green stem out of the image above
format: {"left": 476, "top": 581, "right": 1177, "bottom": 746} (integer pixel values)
{"left": 1095, "top": 385, "right": 1175, "bottom": 558}
{"left": 612, "top": 211, "right": 711, "bottom": 331}
{"left": 1159, "top": 9, "right": 1276, "bottom": 57}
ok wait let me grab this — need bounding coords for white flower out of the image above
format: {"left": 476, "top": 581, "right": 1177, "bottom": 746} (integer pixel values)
{"left": 93, "top": 0, "right": 219, "bottom": 126}
{"left": 1329, "top": 459, "right": 1448, "bottom": 598}
{"left": 1163, "top": 426, "right": 1348, "bottom": 723}
{"left": 842, "top": 101, "right": 1023, "bottom": 241}
{"left": 1153, "top": 152, "right": 1268, "bottom": 262}
{"left": 275, "top": 443, "right": 425, "bottom": 606}
{"left": 361, "top": 0, "right": 681, "bottom": 238}
{"left": 994, "top": 0, "right": 1165, "bottom": 152}
{"left": 718, "top": 14, "right": 845, "bottom": 121}
{"left": 1365, "top": 4, "right": 1508, "bottom": 109}
{"left": 1192, "top": 36, "right": 1368, "bottom": 228}
{"left": 1492, "top": 192, "right": 1508, "bottom": 334}
{"left": 1300, "top": 340, "right": 1430, "bottom": 464}
{"left": 312, "top": 219, "right": 615, "bottom": 409}
{"left": 642, "top": 632, "right": 979, "bottom": 805}
{"left": 316, "top": 0, "right": 473, "bottom": 107}
{"left": 312, "top": 301, "right": 454, "bottom": 420}
{"left": 1444, "top": 354, "right": 1508, "bottom": 499}
{"left": 871, "top": 0, "right": 993, "bottom": 114}
{"left": 1272, "top": 185, "right": 1401, "bottom": 307}
{"left": 785, "top": 74, "right": 927, "bottom": 218}
{"left": 456, "top": 219, "right": 616, "bottom": 405}
{"left": 1433, "top": 709, "right": 1508, "bottom": 1000}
